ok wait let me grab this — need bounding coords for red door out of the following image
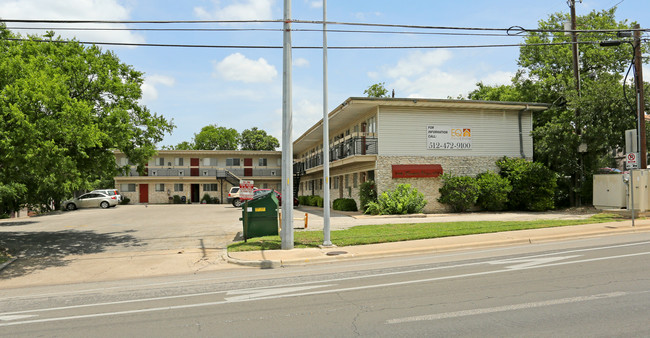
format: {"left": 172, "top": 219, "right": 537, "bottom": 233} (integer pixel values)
{"left": 191, "top": 158, "right": 200, "bottom": 166}
{"left": 244, "top": 158, "right": 253, "bottom": 166}
{"left": 139, "top": 184, "right": 149, "bottom": 203}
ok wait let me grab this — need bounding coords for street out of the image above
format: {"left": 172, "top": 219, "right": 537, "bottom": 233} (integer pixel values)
{"left": 1, "top": 232, "right": 649, "bottom": 337}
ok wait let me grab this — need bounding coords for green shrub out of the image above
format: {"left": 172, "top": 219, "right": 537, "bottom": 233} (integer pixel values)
{"left": 497, "top": 157, "right": 557, "bottom": 211}
{"left": 359, "top": 180, "right": 377, "bottom": 212}
{"left": 476, "top": 171, "right": 512, "bottom": 211}
{"left": 201, "top": 193, "right": 214, "bottom": 204}
{"left": 298, "top": 196, "right": 310, "bottom": 206}
{"left": 172, "top": 195, "right": 182, "bottom": 204}
{"left": 309, "top": 195, "right": 324, "bottom": 207}
{"left": 437, "top": 174, "right": 479, "bottom": 212}
{"left": 119, "top": 196, "right": 131, "bottom": 205}
{"left": 365, "top": 184, "right": 427, "bottom": 215}
{"left": 211, "top": 197, "right": 220, "bottom": 204}
{"left": 333, "top": 198, "right": 358, "bottom": 211}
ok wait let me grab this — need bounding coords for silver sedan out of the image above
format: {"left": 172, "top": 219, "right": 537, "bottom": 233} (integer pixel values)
{"left": 63, "top": 192, "right": 118, "bottom": 210}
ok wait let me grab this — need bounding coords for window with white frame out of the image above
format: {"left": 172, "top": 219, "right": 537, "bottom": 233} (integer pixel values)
{"left": 120, "top": 184, "right": 136, "bottom": 192}
{"left": 353, "top": 173, "right": 358, "bottom": 188}
{"left": 259, "top": 158, "right": 267, "bottom": 166}
{"left": 175, "top": 157, "right": 184, "bottom": 166}
{"left": 157, "top": 157, "right": 164, "bottom": 166}
{"left": 203, "top": 184, "right": 218, "bottom": 191}
{"left": 333, "top": 177, "right": 339, "bottom": 189}
{"left": 203, "top": 158, "right": 217, "bottom": 166}
{"left": 226, "top": 158, "right": 240, "bottom": 166}
{"left": 174, "top": 183, "right": 183, "bottom": 192}
{"left": 155, "top": 183, "right": 165, "bottom": 192}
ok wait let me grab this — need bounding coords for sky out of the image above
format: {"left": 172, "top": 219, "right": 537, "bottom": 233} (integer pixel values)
{"left": 1, "top": 0, "right": 649, "bottom": 148}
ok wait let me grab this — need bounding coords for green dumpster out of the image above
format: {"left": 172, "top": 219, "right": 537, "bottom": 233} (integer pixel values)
{"left": 239, "top": 190, "right": 279, "bottom": 241}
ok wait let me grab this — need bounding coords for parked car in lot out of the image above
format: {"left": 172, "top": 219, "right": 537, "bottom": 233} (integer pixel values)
{"left": 63, "top": 192, "right": 118, "bottom": 210}
{"left": 91, "top": 189, "right": 122, "bottom": 202}
{"left": 229, "top": 186, "right": 259, "bottom": 207}
{"left": 227, "top": 187, "right": 241, "bottom": 207}
{"left": 253, "top": 189, "right": 299, "bottom": 207}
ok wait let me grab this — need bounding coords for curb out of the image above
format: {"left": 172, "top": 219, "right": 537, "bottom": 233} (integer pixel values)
{"left": 226, "top": 223, "right": 650, "bottom": 268}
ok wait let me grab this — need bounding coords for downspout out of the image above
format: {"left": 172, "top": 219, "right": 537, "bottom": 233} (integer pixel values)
{"left": 519, "top": 105, "right": 530, "bottom": 159}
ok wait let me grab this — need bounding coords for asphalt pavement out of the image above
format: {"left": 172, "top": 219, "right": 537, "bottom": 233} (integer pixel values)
{"left": 1, "top": 204, "right": 649, "bottom": 289}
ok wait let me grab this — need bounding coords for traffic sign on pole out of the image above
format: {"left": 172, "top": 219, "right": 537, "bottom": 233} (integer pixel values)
{"left": 626, "top": 152, "right": 639, "bottom": 169}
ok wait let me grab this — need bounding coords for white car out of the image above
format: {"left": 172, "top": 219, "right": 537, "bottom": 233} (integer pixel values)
{"left": 63, "top": 192, "right": 118, "bottom": 210}
{"left": 91, "top": 189, "right": 122, "bottom": 202}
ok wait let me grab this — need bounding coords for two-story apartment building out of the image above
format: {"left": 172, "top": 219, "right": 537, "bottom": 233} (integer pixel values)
{"left": 114, "top": 150, "right": 282, "bottom": 204}
{"left": 293, "top": 97, "right": 548, "bottom": 213}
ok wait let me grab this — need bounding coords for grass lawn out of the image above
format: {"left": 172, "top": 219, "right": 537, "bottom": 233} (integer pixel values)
{"left": 228, "top": 213, "right": 625, "bottom": 252}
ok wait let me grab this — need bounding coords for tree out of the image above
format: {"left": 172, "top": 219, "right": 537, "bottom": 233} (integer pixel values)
{"left": 467, "top": 8, "right": 649, "bottom": 206}
{"left": 364, "top": 82, "right": 389, "bottom": 98}
{"left": 0, "top": 26, "right": 174, "bottom": 211}
{"left": 240, "top": 127, "right": 280, "bottom": 151}
{"left": 193, "top": 124, "right": 240, "bottom": 150}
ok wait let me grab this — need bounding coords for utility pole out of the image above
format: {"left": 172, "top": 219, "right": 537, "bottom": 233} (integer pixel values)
{"left": 568, "top": 0, "right": 582, "bottom": 206}
{"left": 633, "top": 24, "right": 647, "bottom": 169}
{"left": 322, "top": 0, "right": 332, "bottom": 246}
{"left": 281, "top": 0, "right": 294, "bottom": 249}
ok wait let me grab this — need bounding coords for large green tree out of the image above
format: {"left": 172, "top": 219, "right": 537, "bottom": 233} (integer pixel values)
{"left": 193, "top": 124, "right": 240, "bottom": 150}
{"left": 468, "top": 8, "right": 649, "bottom": 206}
{"left": 364, "top": 82, "right": 389, "bottom": 98}
{"left": 0, "top": 26, "right": 174, "bottom": 212}
{"left": 240, "top": 127, "right": 280, "bottom": 151}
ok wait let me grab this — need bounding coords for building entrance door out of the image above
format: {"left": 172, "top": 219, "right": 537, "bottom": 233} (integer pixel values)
{"left": 139, "top": 184, "right": 149, "bottom": 203}
{"left": 191, "top": 184, "right": 200, "bottom": 203}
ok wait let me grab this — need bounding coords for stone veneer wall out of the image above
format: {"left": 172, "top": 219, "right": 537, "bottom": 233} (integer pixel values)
{"left": 375, "top": 156, "right": 503, "bottom": 213}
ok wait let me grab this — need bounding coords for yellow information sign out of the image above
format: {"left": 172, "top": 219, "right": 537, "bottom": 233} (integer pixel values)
{"left": 254, "top": 207, "right": 266, "bottom": 212}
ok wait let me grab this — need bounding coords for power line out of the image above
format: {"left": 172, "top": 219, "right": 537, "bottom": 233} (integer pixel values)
{"left": 2, "top": 18, "right": 647, "bottom": 35}
{"left": 3, "top": 37, "right": 616, "bottom": 50}
{"left": 4, "top": 25, "right": 532, "bottom": 37}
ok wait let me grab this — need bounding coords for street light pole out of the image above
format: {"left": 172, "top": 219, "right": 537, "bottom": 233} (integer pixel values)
{"left": 322, "top": 0, "right": 332, "bottom": 246}
{"left": 281, "top": 0, "right": 294, "bottom": 249}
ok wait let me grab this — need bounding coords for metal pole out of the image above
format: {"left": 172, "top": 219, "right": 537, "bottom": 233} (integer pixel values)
{"left": 322, "top": 0, "right": 332, "bottom": 247}
{"left": 281, "top": 0, "right": 294, "bottom": 249}
{"left": 633, "top": 24, "right": 647, "bottom": 169}
{"left": 631, "top": 170, "right": 635, "bottom": 227}
{"left": 569, "top": 0, "right": 582, "bottom": 207}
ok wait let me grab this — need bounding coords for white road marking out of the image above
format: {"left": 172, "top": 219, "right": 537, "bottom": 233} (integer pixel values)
{"left": 488, "top": 255, "right": 581, "bottom": 270}
{"left": 0, "top": 315, "right": 38, "bottom": 322}
{"left": 225, "top": 284, "right": 334, "bottom": 302}
{"left": 386, "top": 292, "right": 628, "bottom": 324}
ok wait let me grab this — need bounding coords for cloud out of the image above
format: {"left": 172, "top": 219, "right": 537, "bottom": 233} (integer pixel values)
{"left": 194, "top": 0, "right": 274, "bottom": 21}
{"left": 214, "top": 53, "right": 278, "bottom": 83}
{"left": 0, "top": 0, "right": 144, "bottom": 44}
{"left": 308, "top": 1, "right": 322, "bottom": 8}
{"left": 293, "top": 58, "right": 310, "bottom": 68}
{"left": 141, "top": 75, "right": 175, "bottom": 102}
{"left": 376, "top": 50, "right": 514, "bottom": 98}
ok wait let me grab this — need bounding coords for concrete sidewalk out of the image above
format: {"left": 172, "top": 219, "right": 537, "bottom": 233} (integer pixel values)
{"left": 227, "top": 218, "right": 650, "bottom": 268}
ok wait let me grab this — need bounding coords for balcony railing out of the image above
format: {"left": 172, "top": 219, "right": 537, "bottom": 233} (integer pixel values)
{"left": 297, "top": 137, "right": 378, "bottom": 172}
{"left": 117, "top": 167, "right": 281, "bottom": 178}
